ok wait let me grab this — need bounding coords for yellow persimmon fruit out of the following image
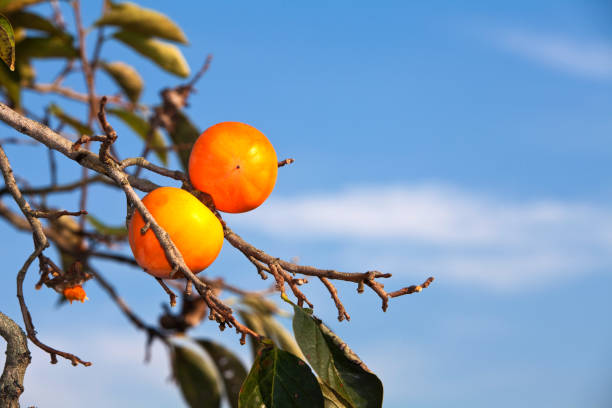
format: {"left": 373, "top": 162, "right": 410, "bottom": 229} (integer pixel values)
{"left": 188, "top": 121, "right": 278, "bottom": 213}
{"left": 128, "top": 187, "right": 223, "bottom": 278}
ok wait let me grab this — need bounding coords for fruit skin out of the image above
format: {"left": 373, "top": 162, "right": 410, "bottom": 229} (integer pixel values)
{"left": 63, "top": 285, "right": 88, "bottom": 304}
{"left": 128, "top": 187, "right": 223, "bottom": 278}
{"left": 188, "top": 121, "right": 278, "bottom": 213}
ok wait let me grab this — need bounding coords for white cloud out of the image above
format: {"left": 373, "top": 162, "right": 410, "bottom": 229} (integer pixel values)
{"left": 231, "top": 184, "right": 612, "bottom": 290}
{"left": 495, "top": 29, "right": 612, "bottom": 79}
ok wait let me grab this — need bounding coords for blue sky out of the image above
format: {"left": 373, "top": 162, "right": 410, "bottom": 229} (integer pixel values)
{"left": 0, "top": 1, "right": 611, "bottom": 407}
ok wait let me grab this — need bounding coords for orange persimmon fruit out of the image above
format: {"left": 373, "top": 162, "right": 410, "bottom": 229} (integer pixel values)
{"left": 128, "top": 187, "right": 223, "bottom": 279}
{"left": 63, "top": 285, "right": 88, "bottom": 304}
{"left": 188, "top": 121, "right": 278, "bottom": 213}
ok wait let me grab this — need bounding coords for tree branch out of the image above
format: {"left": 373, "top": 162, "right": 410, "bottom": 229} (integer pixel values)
{"left": 0, "top": 311, "right": 30, "bottom": 408}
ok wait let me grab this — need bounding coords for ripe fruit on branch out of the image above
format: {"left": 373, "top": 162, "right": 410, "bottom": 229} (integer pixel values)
{"left": 63, "top": 285, "right": 88, "bottom": 304}
{"left": 128, "top": 187, "right": 223, "bottom": 278}
{"left": 188, "top": 121, "right": 278, "bottom": 213}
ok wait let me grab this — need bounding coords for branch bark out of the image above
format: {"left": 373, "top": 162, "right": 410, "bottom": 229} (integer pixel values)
{"left": 0, "top": 311, "right": 30, "bottom": 408}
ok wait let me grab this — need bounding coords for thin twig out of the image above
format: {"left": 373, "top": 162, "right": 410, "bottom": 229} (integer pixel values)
{"left": 320, "top": 277, "right": 350, "bottom": 321}
{"left": 278, "top": 158, "right": 294, "bottom": 167}
{"left": 155, "top": 278, "right": 177, "bottom": 307}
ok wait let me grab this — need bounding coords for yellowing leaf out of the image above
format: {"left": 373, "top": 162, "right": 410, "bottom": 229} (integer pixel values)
{"left": 113, "top": 31, "right": 190, "bottom": 78}
{"left": 0, "top": 0, "right": 46, "bottom": 14}
{"left": 102, "top": 61, "right": 143, "bottom": 103}
{"left": 0, "top": 13, "right": 15, "bottom": 70}
{"left": 96, "top": 1, "right": 187, "bottom": 44}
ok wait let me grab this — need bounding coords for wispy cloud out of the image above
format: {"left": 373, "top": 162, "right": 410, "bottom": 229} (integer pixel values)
{"left": 495, "top": 29, "right": 612, "bottom": 79}
{"left": 232, "top": 184, "right": 612, "bottom": 290}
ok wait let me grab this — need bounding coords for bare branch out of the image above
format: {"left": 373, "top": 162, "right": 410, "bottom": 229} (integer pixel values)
{"left": 0, "top": 145, "right": 48, "bottom": 248}
{"left": 155, "top": 278, "right": 177, "bottom": 307}
{"left": 17, "top": 248, "right": 92, "bottom": 366}
{"left": 0, "top": 102, "right": 159, "bottom": 193}
{"left": 186, "top": 54, "right": 213, "bottom": 89}
{"left": 224, "top": 225, "right": 431, "bottom": 311}
{"left": 26, "top": 83, "right": 124, "bottom": 107}
{"left": 320, "top": 277, "right": 350, "bottom": 321}
{"left": 0, "top": 311, "right": 30, "bottom": 408}
{"left": 120, "top": 157, "right": 186, "bottom": 182}
{"left": 278, "top": 158, "right": 294, "bottom": 167}
{"left": 28, "top": 209, "right": 87, "bottom": 219}
{"left": 0, "top": 175, "right": 111, "bottom": 197}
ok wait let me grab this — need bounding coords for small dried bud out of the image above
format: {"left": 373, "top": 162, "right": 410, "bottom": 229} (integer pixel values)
{"left": 63, "top": 285, "right": 88, "bottom": 304}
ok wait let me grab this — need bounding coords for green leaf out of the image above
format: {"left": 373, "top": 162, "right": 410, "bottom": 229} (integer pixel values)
{"left": 8, "top": 11, "right": 68, "bottom": 39}
{"left": 113, "top": 31, "right": 190, "bottom": 77}
{"left": 238, "top": 344, "right": 324, "bottom": 408}
{"left": 17, "top": 35, "right": 78, "bottom": 59}
{"left": 15, "top": 56, "right": 33, "bottom": 83}
{"left": 196, "top": 339, "right": 248, "bottom": 408}
{"left": 102, "top": 61, "right": 143, "bottom": 103}
{"left": 291, "top": 304, "right": 384, "bottom": 408}
{"left": 49, "top": 103, "right": 93, "bottom": 136}
{"left": 167, "top": 110, "right": 199, "bottom": 170}
{"left": 96, "top": 1, "right": 187, "bottom": 44}
{"left": 172, "top": 344, "right": 222, "bottom": 408}
{"left": 0, "top": 0, "right": 46, "bottom": 14}
{"left": 107, "top": 107, "right": 168, "bottom": 165}
{"left": 86, "top": 214, "right": 127, "bottom": 238}
{"left": 0, "top": 13, "right": 15, "bottom": 70}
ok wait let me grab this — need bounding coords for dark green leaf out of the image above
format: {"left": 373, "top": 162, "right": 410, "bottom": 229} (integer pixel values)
{"left": 172, "top": 344, "right": 222, "bottom": 408}
{"left": 0, "top": 0, "right": 46, "bottom": 14}
{"left": 0, "top": 57, "right": 19, "bottom": 107}
{"left": 291, "top": 303, "right": 384, "bottom": 408}
{"left": 96, "top": 1, "right": 187, "bottom": 44}
{"left": 102, "top": 61, "right": 143, "bottom": 103}
{"left": 107, "top": 107, "right": 167, "bottom": 165}
{"left": 49, "top": 103, "right": 93, "bottom": 136}
{"left": 0, "top": 13, "right": 15, "bottom": 70}
{"left": 167, "top": 110, "right": 199, "bottom": 170}
{"left": 113, "top": 31, "right": 190, "bottom": 77}
{"left": 8, "top": 11, "right": 68, "bottom": 39}
{"left": 15, "top": 57, "right": 33, "bottom": 83}
{"left": 86, "top": 214, "right": 127, "bottom": 238}
{"left": 17, "top": 36, "right": 77, "bottom": 59}
{"left": 196, "top": 339, "right": 248, "bottom": 408}
{"left": 238, "top": 344, "right": 324, "bottom": 408}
